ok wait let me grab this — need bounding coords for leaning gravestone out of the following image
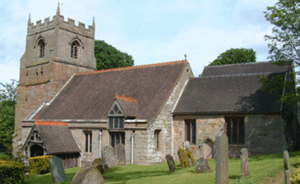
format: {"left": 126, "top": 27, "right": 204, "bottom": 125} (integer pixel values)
{"left": 165, "top": 154, "right": 176, "bottom": 172}
{"left": 92, "top": 158, "right": 104, "bottom": 174}
{"left": 216, "top": 131, "right": 228, "bottom": 184}
{"left": 283, "top": 150, "right": 291, "bottom": 184}
{"left": 102, "top": 145, "right": 117, "bottom": 169}
{"left": 195, "top": 157, "right": 211, "bottom": 173}
{"left": 48, "top": 155, "right": 67, "bottom": 183}
{"left": 116, "top": 144, "right": 125, "bottom": 165}
{"left": 71, "top": 165, "right": 105, "bottom": 184}
{"left": 240, "top": 148, "right": 249, "bottom": 178}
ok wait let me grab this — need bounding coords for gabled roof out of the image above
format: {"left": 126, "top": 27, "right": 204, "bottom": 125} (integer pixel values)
{"left": 30, "top": 119, "right": 80, "bottom": 154}
{"left": 115, "top": 94, "right": 137, "bottom": 117}
{"left": 174, "top": 62, "right": 290, "bottom": 115}
{"left": 36, "top": 60, "right": 188, "bottom": 121}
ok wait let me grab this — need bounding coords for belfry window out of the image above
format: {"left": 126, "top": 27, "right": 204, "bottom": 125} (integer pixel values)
{"left": 71, "top": 41, "right": 79, "bottom": 59}
{"left": 38, "top": 40, "right": 45, "bottom": 58}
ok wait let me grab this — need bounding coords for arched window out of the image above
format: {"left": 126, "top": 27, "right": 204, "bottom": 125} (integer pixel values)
{"left": 38, "top": 40, "right": 45, "bottom": 58}
{"left": 71, "top": 41, "right": 80, "bottom": 59}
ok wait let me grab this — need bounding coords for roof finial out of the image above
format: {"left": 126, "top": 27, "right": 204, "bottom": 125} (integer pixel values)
{"left": 28, "top": 13, "right": 31, "bottom": 26}
{"left": 184, "top": 53, "right": 187, "bottom": 61}
{"left": 92, "top": 16, "right": 95, "bottom": 28}
{"left": 56, "top": 2, "right": 60, "bottom": 16}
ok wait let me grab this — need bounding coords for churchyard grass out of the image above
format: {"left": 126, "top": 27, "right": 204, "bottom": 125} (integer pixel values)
{"left": 25, "top": 151, "right": 300, "bottom": 184}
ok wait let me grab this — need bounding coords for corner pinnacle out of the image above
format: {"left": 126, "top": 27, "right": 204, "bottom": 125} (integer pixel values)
{"left": 92, "top": 17, "right": 95, "bottom": 28}
{"left": 28, "top": 13, "right": 31, "bottom": 26}
{"left": 56, "top": 2, "right": 60, "bottom": 16}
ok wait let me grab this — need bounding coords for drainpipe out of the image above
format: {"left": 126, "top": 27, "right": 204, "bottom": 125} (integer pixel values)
{"left": 171, "top": 116, "right": 174, "bottom": 157}
{"left": 99, "top": 131, "right": 102, "bottom": 158}
{"left": 131, "top": 131, "right": 135, "bottom": 164}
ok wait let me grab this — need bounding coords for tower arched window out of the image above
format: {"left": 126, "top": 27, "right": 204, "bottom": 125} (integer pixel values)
{"left": 38, "top": 40, "right": 45, "bottom": 58}
{"left": 71, "top": 41, "right": 80, "bottom": 59}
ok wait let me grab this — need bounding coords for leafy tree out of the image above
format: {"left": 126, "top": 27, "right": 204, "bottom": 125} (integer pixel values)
{"left": 94, "top": 40, "right": 134, "bottom": 70}
{"left": 0, "top": 80, "right": 17, "bottom": 156}
{"left": 209, "top": 48, "right": 256, "bottom": 66}
{"left": 262, "top": 0, "right": 300, "bottom": 103}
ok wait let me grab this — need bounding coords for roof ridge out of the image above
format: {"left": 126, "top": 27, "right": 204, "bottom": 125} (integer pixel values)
{"left": 35, "top": 117, "right": 68, "bottom": 126}
{"left": 115, "top": 93, "right": 137, "bottom": 102}
{"left": 197, "top": 71, "right": 286, "bottom": 79}
{"left": 75, "top": 60, "right": 188, "bottom": 76}
{"left": 205, "top": 61, "right": 270, "bottom": 68}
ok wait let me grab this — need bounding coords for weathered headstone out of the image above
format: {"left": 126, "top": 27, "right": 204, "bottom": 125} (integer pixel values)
{"left": 195, "top": 157, "right": 211, "bottom": 173}
{"left": 284, "top": 150, "right": 291, "bottom": 184}
{"left": 116, "top": 144, "right": 125, "bottom": 165}
{"left": 71, "top": 165, "right": 105, "bottom": 184}
{"left": 240, "top": 148, "right": 249, "bottom": 178}
{"left": 216, "top": 131, "right": 228, "bottom": 184}
{"left": 102, "top": 145, "right": 117, "bottom": 169}
{"left": 165, "top": 154, "right": 176, "bottom": 172}
{"left": 183, "top": 141, "right": 190, "bottom": 150}
{"left": 92, "top": 158, "right": 104, "bottom": 174}
{"left": 48, "top": 155, "right": 67, "bottom": 183}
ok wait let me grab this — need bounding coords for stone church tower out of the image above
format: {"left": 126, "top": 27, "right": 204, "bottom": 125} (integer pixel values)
{"left": 14, "top": 4, "right": 96, "bottom": 154}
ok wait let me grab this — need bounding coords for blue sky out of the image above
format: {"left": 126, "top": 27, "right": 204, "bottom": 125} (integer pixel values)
{"left": 0, "top": 0, "right": 279, "bottom": 85}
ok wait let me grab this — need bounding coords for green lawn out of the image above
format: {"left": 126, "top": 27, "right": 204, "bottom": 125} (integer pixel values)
{"left": 25, "top": 151, "right": 300, "bottom": 184}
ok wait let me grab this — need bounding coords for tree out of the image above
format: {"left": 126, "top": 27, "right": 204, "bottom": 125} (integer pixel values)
{"left": 262, "top": 0, "right": 300, "bottom": 103}
{"left": 94, "top": 40, "right": 134, "bottom": 70}
{"left": 0, "top": 80, "right": 17, "bottom": 156}
{"left": 209, "top": 48, "right": 256, "bottom": 66}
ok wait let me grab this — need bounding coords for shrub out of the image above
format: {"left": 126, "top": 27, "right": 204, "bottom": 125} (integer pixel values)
{"left": 291, "top": 167, "right": 300, "bottom": 184}
{"left": 29, "top": 155, "right": 52, "bottom": 175}
{"left": 177, "top": 148, "right": 190, "bottom": 168}
{"left": 0, "top": 160, "right": 26, "bottom": 184}
{"left": 185, "top": 148, "right": 196, "bottom": 166}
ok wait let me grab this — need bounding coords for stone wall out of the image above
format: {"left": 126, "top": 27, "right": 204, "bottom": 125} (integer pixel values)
{"left": 147, "top": 64, "right": 193, "bottom": 164}
{"left": 173, "top": 114, "right": 285, "bottom": 160}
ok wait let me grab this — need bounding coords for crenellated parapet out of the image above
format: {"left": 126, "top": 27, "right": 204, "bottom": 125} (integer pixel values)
{"left": 27, "top": 4, "right": 94, "bottom": 39}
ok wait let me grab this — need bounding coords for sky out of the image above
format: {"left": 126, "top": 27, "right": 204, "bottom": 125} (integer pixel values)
{"left": 0, "top": 0, "right": 281, "bottom": 86}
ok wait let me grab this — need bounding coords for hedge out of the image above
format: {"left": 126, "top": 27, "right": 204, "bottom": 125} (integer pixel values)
{"left": 0, "top": 161, "right": 26, "bottom": 184}
{"left": 29, "top": 155, "right": 52, "bottom": 175}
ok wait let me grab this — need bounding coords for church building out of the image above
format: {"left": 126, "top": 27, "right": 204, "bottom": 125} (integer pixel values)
{"left": 14, "top": 6, "right": 299, "bottom": 168}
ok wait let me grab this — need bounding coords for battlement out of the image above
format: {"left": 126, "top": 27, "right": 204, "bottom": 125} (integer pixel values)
{"left": 27, "top": 4, "right": 95, "bottom": 38}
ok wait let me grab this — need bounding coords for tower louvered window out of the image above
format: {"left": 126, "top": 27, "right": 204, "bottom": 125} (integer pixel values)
{"left": 38, "top": 40, "right": 45, "bottom": 58}
{"left": 71, "top": 41, "right": 79, "bottom": 59}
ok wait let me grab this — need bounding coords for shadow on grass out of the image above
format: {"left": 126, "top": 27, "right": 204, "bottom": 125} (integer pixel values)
{"left": 249, "top": 151, "right": 300, "bottom": 161}
{"left": 229, "top": 175, "right": 240, "bottom": 180}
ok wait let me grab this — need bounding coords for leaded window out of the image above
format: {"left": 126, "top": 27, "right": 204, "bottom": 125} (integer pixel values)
{"left": 71, "top": 41, "right": 79, "bottom": 59}
{"left": 38, "top": 40, "right": 45, "bottom": 58}
{"left": 185, "top": 119, "right": 196, "bottom": 144}
{"left": 84, "top": 131, "right": 92, "bottom": 153}
{"left": 225, "top": 117, "right": 245, "bottom": 145}
{"left": 108, "top": 104, "right": 125, "bottom": 129}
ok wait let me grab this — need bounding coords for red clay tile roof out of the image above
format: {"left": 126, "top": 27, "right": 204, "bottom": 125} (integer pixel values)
{"left": 36, "top": 60, "right": 189, "bottom": 121}
{"left": 115, "top": 93, "right": 137, "bottom": 102}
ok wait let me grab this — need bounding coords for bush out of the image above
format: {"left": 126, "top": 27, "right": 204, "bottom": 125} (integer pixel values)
{"left": 185, "top": 148, "right": 196, "bottom": 166}
{"left": 0, "top": 160, "right": 26, "bottom": 184}
{"left": 29, "top": 155, "right": 52, "bottom": 175}
{"left": 177, "top": 148, "right": 190, "bottom": 168}
{"left": 291, "top": 167, "right": 300, "bottom": 184}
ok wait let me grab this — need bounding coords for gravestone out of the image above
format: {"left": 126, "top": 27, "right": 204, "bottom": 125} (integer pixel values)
{"left": 92, "top": 158, "right": 104, "bottom": 174}
{"left": 48, "top": 155, "right": 67, "bottom": 183}
{"left": 102, "top": 145, "right": 117, "bottom": 169}
{"left": 195, "top": 157, "right": 211, "bottom": 173}
{"left": 183, "top": 141, "right": 190, "bottom": 150}
{"left": 283, "top": 150, "right": 291, "bottom": 184}
{"left": 165, "top": 154, "right": 176, "bottom": 172}
{"left": 71, "top": 165, "right": 105, "bottom": 184}
{"left": 240, "top": 148, "right": 249, "bottom": 178}
{"left": 215, "top": 131, "right": 228, "bottom": 184}
{"left": 116, "top": 144, "right": 125, "bottom": 165}
{"left": 177, "top": 148, "right": 190, "bottom": 168}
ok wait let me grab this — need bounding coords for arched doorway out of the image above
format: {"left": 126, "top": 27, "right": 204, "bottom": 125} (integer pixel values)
{"left": 30, "top": 145, "right": 44, "bottom": 157}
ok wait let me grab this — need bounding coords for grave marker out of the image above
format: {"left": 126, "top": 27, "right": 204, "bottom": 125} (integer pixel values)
{"left": 48, "top": 155, "right": 67, "bottom": 183}
{"left": 165, "top": 154, "right": 176, "bottom": 172}
{"left": 284, "top": 150, "right": 291, "bottom": 184}
{"left": 116, "top": 144, "right": 125, "bottom": 165}
{"left": 71, "top": 165, "right": 105, "bottom": 184}
{"left": 102, "top": 145, "right": 117, "bottom": 169}
{"left": 215, "top": 131, "right": 228, "bottom": 184}
{"left": 195, "top": 157, "right": 211, "bottom": 173}
{"left": 240, "top": 148, "right": 249, "bottom": 178}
